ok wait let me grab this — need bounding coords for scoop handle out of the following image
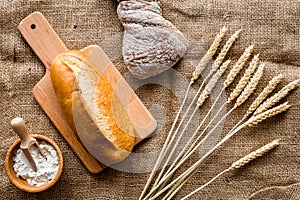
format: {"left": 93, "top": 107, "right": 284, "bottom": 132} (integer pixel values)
{"left": 11, "top": 117, "right": 32, "bottom": 147}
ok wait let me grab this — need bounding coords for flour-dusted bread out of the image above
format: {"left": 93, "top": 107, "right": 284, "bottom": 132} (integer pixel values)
{"left": 117, "top": 0, "right": 188, "bottom": 79}
{"left": 50, "top": 50, "right": 135, "bottom": 164}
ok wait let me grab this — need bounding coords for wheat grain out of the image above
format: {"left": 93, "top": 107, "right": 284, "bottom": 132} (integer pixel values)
{"left": 254, "top": 79, "right": 299, "bottom": 115}
{"left": 197, "top": 89, "right": 210, "bottom": 107}
{"left": 234, "top": 63, "right": 265, "bottom": 107}
{"left": 218, "top": 59, "right": 232, "bottom": 76}
{"left": 246, "top": 102, "right": 290, "bottom": 126}
{"left": 191, "top": 27, "right": 228, "bottom": 83}
{"left": 210, "top": 29, "right": 242, "bottom": 73}
{"left": 229, "top": 139, "right": 279, "bottom": 170}
{"left": 228, "top": 54, "right": 260, "bottom": 102}
{"left": 197, "top": 60, "right": 231, "bottom": 107}
{"left": 224, "top": 45, "right": 254, "bottom": 88}
{"left": 246, "top": 74, "right": 283, "bottom": 116}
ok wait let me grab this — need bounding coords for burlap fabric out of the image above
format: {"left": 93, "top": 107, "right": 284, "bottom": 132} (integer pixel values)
{"left": 1, "top": 0, "right": 300, "bottom": 199}
{"left": 249, "top": 182, "right": 300, "bottom": 200}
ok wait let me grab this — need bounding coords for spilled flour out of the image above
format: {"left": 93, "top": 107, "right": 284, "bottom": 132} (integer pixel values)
{"left": 13, "top": 141, "right": 59, "bottom": 187}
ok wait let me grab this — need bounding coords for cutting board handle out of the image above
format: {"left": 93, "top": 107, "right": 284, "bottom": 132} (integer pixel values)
{"left": 18, "top": 12, "right": 67, "bottom": 70}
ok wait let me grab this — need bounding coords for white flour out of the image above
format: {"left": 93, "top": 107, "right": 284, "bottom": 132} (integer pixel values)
{"left": 13, "top": 141, "right": 59, "bottom": 187}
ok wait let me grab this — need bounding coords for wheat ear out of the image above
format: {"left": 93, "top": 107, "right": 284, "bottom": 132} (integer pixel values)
{"left": 197, "top": 60, "right": 231, "bottom": 107}
{"left": 254, "top": 79, "right": 299, "bottom": 116}
{"left": 228, "top": 54, "right": 260, "bottom": 102}
{"left": 210, "top": 29, "right": 241, "bottom": 73}
{"left": 246, "top": 74, "right": 283, "bottom": 116}
{"left": 195, "top": 30, "right": 241, "bottom": 107}
{"left": 191, "top": 27, "right": 228, "bottom": 83}
{"left": 229, "top": 139, "right": 280, "bottom": 170}
{"left": 234, "top": 63, "right": 265, "bottom": 107}
{"left": 246, "top": 102, "right": 291, "bottom": 126}
{"left": 224, "top": 45, "right": 254, "bottom": 88}
{"left": 181, "top": 139, "right": 280, "bottom": 200}
{"left": 228, "top": 74, "right": 283, "bottom": 134}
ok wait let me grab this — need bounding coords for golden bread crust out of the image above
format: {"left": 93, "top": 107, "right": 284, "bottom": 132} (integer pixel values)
{"left": 50, "top": 52, "right": 77, "bottom": 133}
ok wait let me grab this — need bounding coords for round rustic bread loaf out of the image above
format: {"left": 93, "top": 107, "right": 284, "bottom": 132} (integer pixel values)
{"left": 50, "top": 50, "right": 135, "bottom": 164}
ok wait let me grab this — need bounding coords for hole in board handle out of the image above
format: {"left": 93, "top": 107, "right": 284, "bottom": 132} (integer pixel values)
{"left": 31, "top": 24, "right": 36, "bottom": 29}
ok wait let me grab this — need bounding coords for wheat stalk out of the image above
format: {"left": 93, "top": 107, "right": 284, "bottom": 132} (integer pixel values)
{"left": 139, "top": 85, "right": 192, "bottom": 200}
{"left": 191, "top": 27, "right": 228, "bottom": 84}
{"left": 151, "top": 60, "right": 231, "bottom": 195}
{"left": 147, "top": 100, "right": 291, "bottom": 200}
{"left": 141, "top": 28, "right": 297, "bottom": 200}
{"left": 191, "top": 55, "right": 261, "bottom": 157}
{"left": 247, "top": 102, "right": 291, "bottom": 126}
{"left": 161, "top": 52, "right": 254, "bottom": 183}
{"left": 145, "top": 30, "right": 237, "bottom": 194}
{"left": 246, "top": 74, "right": 283, "bottom": 116}
{"left": 228, "top": 54, "right": 260, "bottom": 102}
{"left": 149, "top": 59, "right": 268, "bottom": 199}
{"left": 143, "top": 73, "right": 293, "bottom": 200}
{"left": 141, "top": 30, "right": 232, "bottom": 196}
{"left": 254, "top": 79, "right": 299, "bottom": 116}
{"left": 224, "top": 45, "right": 254, "bottom": 88}
{"left": 181, "top": 139, "right": 280, "bottom": 200}
{"left": 142, "top": 29, "right": 233, "bottom": 198}
{"left": 197, "top": 60, "right": 231, "bottom": 107}
{"left": 145, "top": 60, "right": 233, "bottom": 199}
{"left": 234, "top": 63, "right": 265, "bottom": 107}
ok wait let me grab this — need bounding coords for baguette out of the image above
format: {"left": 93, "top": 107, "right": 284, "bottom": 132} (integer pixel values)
{"left": 50, "top": 50, "right": 135, "bottom": 164}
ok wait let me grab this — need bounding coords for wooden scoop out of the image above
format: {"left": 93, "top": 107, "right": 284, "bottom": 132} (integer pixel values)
{"left": 11, "top": 117, "right": 46, "bottom": 172}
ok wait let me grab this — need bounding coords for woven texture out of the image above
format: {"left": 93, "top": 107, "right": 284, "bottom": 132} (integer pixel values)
{"left": 1, "top": 0, "right": 300, "bottom": 199}
{"left": 249, "top": 182, "right": 300, "bottom": 200}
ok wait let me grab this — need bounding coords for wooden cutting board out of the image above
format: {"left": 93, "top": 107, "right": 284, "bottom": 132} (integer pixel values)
{"left": 18, "top": 12, "right": 157, "bottom": 173}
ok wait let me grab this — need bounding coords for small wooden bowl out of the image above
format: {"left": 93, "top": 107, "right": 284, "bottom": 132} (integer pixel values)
{"left": 5, "top": 134, "right": 63, "bottom": 193}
